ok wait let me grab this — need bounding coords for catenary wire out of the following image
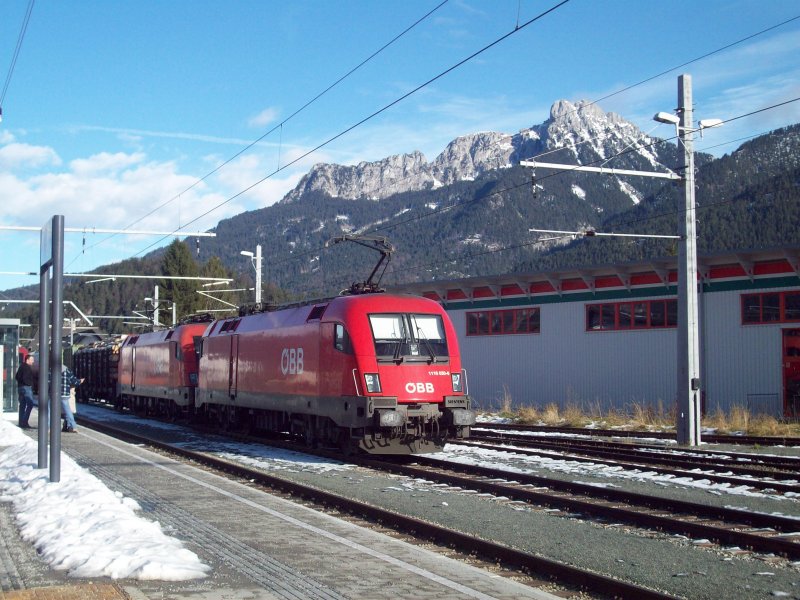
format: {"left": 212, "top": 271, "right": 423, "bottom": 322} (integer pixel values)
{"left": 0, "top": 0, "right": 35, "bottom": 110}
{"left": 256, "top": 11, "right": 800, "bottom": 236}
{"left": 71, "top": 0, "right": 450, "bottom": 265}
{"left": 68, "top": 8, "right": 798, "bottom": 292}
{"left": 77, "top": 6, "right": 794, "bottom": 271}
{"left": 130, "top": 0, "right": 572, "bottom": 258}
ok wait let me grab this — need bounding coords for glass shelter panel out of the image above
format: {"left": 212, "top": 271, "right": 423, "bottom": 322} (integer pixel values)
{"left": 0, "top": 320, "right": 21, "bottom": 413}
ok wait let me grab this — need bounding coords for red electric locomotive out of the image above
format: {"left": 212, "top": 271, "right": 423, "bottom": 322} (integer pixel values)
{"left": 117, "top": 318, "right": 212, "bottom": 416}
{"left": 196, "top": 293, "right": 475, "bottom": 453}
{"left": 74, "top": 236, "right": 475, "bottom": 454}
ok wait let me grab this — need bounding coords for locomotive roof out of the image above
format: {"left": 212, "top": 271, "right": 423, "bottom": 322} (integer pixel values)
{"left": 205, "top": 293, "right": 445, "bottom": 337}
{"left": 121, "top": 321, "right": 209, "bottom": 347}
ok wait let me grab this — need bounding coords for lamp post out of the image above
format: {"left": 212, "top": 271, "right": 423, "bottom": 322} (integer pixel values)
{"left": 240, "top": 245, "right": 262, "bottom": 304}
{"left": 653, "top": 74, "right": 721, "bottom": 446}
{"left": 521, "top": 74, "right": 720, "bottom": 447}
{"left": 143, "top": 285, "right": 160, "bottom": 330}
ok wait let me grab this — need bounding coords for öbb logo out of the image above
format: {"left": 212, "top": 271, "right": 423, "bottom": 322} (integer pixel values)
{"left": 281, "top": 348, "right": 304, "bottom": 375}
{"left": 405, "top": 382, "right": 434, "bottom": 394}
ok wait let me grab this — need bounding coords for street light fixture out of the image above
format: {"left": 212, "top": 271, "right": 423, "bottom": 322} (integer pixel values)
{"left": 240, "top": 245, "right": 262, "bottom": 304}
{"left": 653, "top": 111, "right": 680, "bottom": 125}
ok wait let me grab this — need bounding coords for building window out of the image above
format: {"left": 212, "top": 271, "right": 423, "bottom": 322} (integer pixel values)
{"left": 586, "top": 299, "right": 678, "bottom": 331}
{"left": 466, "top": 307, "right": 540, "bottom": 336}
{"left": 742, "top": 291, "right": 800, "bottom": 324}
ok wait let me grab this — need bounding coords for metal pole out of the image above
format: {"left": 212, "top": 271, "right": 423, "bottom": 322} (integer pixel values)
{"left": 49, "top": 216, "right": 64, "bottom": 482}
{"left": 37, "top": 270, "right": 49, "bottom": 469}
{"left": 676, "top": 74, "right": 701, "bottom": 446}
{"left": 153, "top": 285, "right": 160, "bottom": 330}
{"left": 255, "top": 245, "right": 262, "bottom": 304}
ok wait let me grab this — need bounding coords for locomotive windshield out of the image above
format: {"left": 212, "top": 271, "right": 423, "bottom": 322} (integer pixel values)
{"left": 369, "top": 313, "right": 449, "bottom": 362}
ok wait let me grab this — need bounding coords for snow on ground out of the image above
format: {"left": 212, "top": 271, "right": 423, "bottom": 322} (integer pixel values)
{"left": 433, "top": 443, "right": 800, "bottom": 502}
{"left": 0, "top": 411, "right": 209, "bottom": 581}
{"left": 82, "top": 404, "right": 352, "bottom": 476}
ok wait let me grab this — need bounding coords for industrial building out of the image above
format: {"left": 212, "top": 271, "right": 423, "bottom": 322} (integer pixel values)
{"left": 392, "top": 245, "right": 800, "bottom": 418}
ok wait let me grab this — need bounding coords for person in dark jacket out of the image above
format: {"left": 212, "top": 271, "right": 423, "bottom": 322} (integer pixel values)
{"left": 15, "top": 354, "right": 36, "bottom": 429}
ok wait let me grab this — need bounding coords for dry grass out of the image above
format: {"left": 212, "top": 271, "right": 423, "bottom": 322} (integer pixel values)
{"left": 498, "top": 385, "right": 514, "bottom": 417}
{"left": 506, "top": 402, "right": 800, "bottom": 437}
{"left": 703, "top": 406, "right": 800, "bottom": 436}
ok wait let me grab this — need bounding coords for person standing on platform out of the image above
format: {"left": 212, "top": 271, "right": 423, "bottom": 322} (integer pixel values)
{"left": 15, "top": 354, "right": 35, "bottom": 429}
{"left": 60, "top": 365, "right": 84, "bottom": 433}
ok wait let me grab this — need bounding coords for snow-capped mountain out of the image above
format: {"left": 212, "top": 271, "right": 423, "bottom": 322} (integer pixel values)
{"left": 281, "top": 100, "right": 665, "bottom": 203}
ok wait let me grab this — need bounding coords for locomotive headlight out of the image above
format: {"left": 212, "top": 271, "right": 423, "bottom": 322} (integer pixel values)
{"left": 364, "top": 373, "right": 382, "bottom": 393}
{"left": 451, "top": 372, "right": 462, "bottom": 392}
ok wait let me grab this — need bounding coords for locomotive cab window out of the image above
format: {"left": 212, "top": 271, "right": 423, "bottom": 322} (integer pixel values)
{"left": 369, "top": 313, "right": 449, "bottom": 363}
{"left": 334, "top": 323, "right": 353, "bottom": 354}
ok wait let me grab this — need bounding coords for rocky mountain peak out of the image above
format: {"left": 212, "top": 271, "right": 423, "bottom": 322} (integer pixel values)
{"left": 280, "top": 100, "right": 659, "bottom": 205}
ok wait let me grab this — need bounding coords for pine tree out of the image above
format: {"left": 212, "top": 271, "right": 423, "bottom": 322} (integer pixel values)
{"left": 160, "top": 240, "right": 200, "bottom": 320}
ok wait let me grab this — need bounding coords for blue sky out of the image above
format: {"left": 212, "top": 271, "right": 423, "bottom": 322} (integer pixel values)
{"left": 0, "top": 0, "right": 798, "bottom": 293}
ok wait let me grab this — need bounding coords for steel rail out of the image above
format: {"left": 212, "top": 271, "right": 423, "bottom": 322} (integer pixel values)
{"left": 472, "top": 427, "right": 800, "bottom": 471}
{"left": 466, "top": 435, "right": 800, "bottom": 480}
{"left": 371, "top": 456, "right": 800, "bottom": 559}
{"left": 472, "top": 423, "right": 800, "bottom": 447}
{"left": 462, "top": 436, "right": 800, "bottom": 493}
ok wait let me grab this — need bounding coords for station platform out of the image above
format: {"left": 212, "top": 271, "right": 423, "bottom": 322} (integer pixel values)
{"left": 1, "top": 421, "right": 560, "bottom": 600}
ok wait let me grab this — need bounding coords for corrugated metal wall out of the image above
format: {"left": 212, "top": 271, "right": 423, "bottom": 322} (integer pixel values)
{"left": 702, "top": 287, "right": 791, "bottom": 417}
{"left": 452, "top": 296, "right": 677, "bottom": 412}
{"left": 450, "top": 285, "right": 799, "bottom": 416}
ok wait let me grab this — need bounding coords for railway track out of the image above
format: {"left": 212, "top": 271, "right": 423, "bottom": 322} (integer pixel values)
{"left": 370, "top": 454, "right": 800, "bottom": 560}
{"left": 467, "top": 434, "right": 800, "bottom": 475}
{"left": 472, "top": 422, "right": 800, "bottom": 447}
{"left": 458, "top": 437, "right": 800, "bottom": 494}
{"left": 75, "top": 413, "right": 681, "bottom": 600}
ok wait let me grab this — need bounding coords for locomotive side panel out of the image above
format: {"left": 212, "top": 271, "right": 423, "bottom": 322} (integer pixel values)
{"left": 119, "top": 323, "right": 208, "bottom": 408}
{"left": 197, "top": 317, "right": 322, "bottom": 407}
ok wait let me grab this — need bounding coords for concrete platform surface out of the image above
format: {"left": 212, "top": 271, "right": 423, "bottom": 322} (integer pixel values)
{"left": 2, "top": 424, "right": 561, "bottom": 600}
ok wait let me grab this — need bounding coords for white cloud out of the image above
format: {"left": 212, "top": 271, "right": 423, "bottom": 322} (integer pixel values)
{"left": 248, "top": 107, "right": 280, "bottom": 128}
{"left": 212, "top": 152, "right": 307, "bottom": 208}
{"left": 69, "top": 151, "right": 146, "bottom": 175}
{"left": 0, "top": 142, "right": 61, "bottom": 169}
{"left": 74, "top": 125, "right": 268, "bottom": 148}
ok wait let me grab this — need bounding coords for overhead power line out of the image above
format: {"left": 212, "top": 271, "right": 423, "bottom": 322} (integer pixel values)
{"left": 0, "top": 0, "right": 35, "bottom": 118}
{"left": 79, "top": 0, "right": 450, "bottom": 261}
{"left": 233, "top": 10, "right": 800, "bottom": 236}
{"left": 131, "top": 0, "right": 572, "bottom": 258}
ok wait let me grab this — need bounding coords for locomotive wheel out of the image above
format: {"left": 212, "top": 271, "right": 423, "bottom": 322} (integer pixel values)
{"left": 218, "top": 405, "right": 236, "bottom": 432}
{"left": 166, "top": 402, "right": 180, "bottom": 422}
{"left": 338, "top": 430, "right": 354, "bottom": 456}
{"left": 303, "top": 416, "right": 318, "bottom": 449}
